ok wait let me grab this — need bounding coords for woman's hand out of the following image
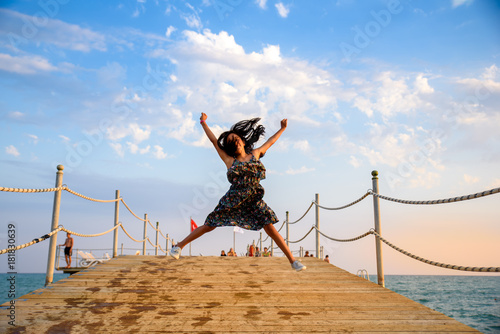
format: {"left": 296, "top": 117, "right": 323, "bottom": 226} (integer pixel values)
{"left": 280, "top": 118, "right": 287, "bottom": 130}
{"left": 200, "top": 112, "right": 208, "bottom": 122}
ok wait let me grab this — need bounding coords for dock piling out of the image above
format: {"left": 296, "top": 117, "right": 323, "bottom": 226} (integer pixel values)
{"left": 45, "top": 164, "right": 64, "bottom": 286}
{"left": 371, "top": 170, "right": 385, "bottom": 287}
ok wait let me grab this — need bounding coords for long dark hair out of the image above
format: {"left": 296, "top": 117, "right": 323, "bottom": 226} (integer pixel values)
{"left": 218, "top": 118, "right": 265, "bottom": 157}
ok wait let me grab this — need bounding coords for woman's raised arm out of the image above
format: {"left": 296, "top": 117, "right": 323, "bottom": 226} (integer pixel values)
{"left": 200, "top": 113, "right": 234, "bottom": 167}
{"left": 254, "top": 119, "right": 287, "bottom": 159}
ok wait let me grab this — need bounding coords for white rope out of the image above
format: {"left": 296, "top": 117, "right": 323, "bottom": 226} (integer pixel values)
{"left": 0, "top": 227, "right": 63, "bottom": 254}
{"left": 288, "top": 202, "right": 314, "bottom": 224}
{"left": 60, "top": 224, "right": 121, "bottom": 238}
{"left": 313, "top": 225, "right": 372, "bottom": 242}
{"left": 0, "top": 186, "right": 65, "bottom": 193}
{"left": 314, "top": 191, "right": 371, "bottom": 211}
{"left": 119, "top": 224, "right": 147, "bottom": 243}
{"left": 370, "top": 187, "right": 500, "bottom": 205}
{"left": 287, "top": 226, "right": 315, "bottom": 244}
{"left": 120, "top": 198, "right": 147, "bottom": 222}
{"left": 63, "top": 187, "right": 121, "bottom": 203}
{"left": 370, "top": 230, "right": 500, "bottom": 272}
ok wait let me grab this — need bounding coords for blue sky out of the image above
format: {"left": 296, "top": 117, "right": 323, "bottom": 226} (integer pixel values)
{"left": 0, "top": 0, "right": 499, "bottom": 275}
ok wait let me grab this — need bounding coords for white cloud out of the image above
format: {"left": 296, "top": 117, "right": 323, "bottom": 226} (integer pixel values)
{"left": 151, "top": 29, "right": 346, "bottom": 140}
{"left": 166, "top": 26, "right": 177, "bottom": 38}
{"left": 181, "top": 7, "right": 202, "bottom": 30}
{"left": 255, "top": 0, "right": 267, "bottom": 9}
{"left": 451, "top": 0, "right": 474, "bottom": 8}
{"left": 153, "top": 145, "right": 168, "bottom": 159}
{"left": 28, "top": 134, "right": 39, "bottom": 144}
{"left": 107, "top": 123, "right": 151, "bottom": 143}
{"left": 8, "top": 111, "right": 24, "bottom": 119}
{"left": 463, "top": 174, "right": 479, "bottom": 184}
{"left": 349, "top": 155, "right": 361, "bottom": 168}
{"left": 127, "top": 142, "right": 150, "bottom": 154}
{"left": 110, "top": 143, "right": 124, "bottom": 157}
{"left": 5, "top": 145, "right": 20, "bottom": 157}
{"left": 456, "top": 65, "right": 500, "bottom": 94}
{"left": 293, "top": 140, "right": 310, "bottom": 152}
{"left": 275, "top": 3, "right": 290, "bottom": 18}
{"left": 130, "top": 123, "right": 151, "bottom": 143}
{"left": 351, "top": 71, "right": 435, "bottom": 119}
{"left": 414, "top": 74, "right": 434, "bottom": 94}
{"left": 0, "top": 53, "right": 57, "bottom": 74}
{"left": 59, "top": 135, "right": 71, "bottom": 143}
{"left": 0, "top": 9, "right": 106, "bottom": 52}
{"left": 285, "top": 166, "right": 315, "bottom": 175}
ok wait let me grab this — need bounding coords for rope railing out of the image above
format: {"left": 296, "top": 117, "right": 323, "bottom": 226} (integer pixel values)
{"left": 1, "top": 182, "right": 169, "bottom": 246}
{"left": 0, "top": 222, "right": 169, "bottom": 255}
{"left": 0, "top": 227, "right": 63, "bottom": 255}
{"left": 287, "top": 226, "right": 315, "bottom": 244}
{"left": 60, "top": 224, "right": 122, "bottom": 238}
{"left": 313, "top": 191, "right": 371, "bottom": 211}
{"left": 0, "top": 186, "right": 65, "bottom": 193}
{"left": 311, "top": 225, "right": 500, "bottom": 272}
{"left": 313, "top": 225, "right": 372, "bottom": 242}
{"left": 288, "top": 202, "right": 314, "bottom": 224}
{"left": 370, "top": 230, "right": 500, "bottom": 272}
{"left": 63, "top": 186, "right": 121, "bottom": 203}
{"left": 370, "top": 187, "right": 500, "bottom": 205}
{"left": 120, "top": 198, "right": 147, "bottom": 221}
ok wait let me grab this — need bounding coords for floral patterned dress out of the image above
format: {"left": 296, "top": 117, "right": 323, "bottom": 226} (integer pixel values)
{"left": 204, "top": 155, "right": 278, "bottom": 230}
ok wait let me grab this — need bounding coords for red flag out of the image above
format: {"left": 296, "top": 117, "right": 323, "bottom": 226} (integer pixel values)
{"left": 190, "top": 219, "right": 198, "bottom": 232}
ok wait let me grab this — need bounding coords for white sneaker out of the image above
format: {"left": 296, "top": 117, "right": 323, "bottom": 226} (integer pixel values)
{"left": 169, "top": 246, "right": 181, "bottom": 259}
{"left": 291, "top": 260, "right": 306, "bottom": 272}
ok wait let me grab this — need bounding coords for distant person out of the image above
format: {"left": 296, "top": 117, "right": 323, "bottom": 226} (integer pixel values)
{"left": 248, "top": 244, "right": 255, "bottom": 257}
{"left": 262, "top": 247, "right": 271, "bottom": 257}
{"left": 59, "top": 232, "right": 74, "bottom": 268}
{"left": 304, "top": 251, "right": 309, "bottom": 257}
{"left": 227, "top": 248, "right": 237, "bottom": 256}
{"left": 169, "top": 114, "right": 305, "bottom": 271}
{"left": 255, "top": 247, "right": 261, "bottom": 257}
{"left": 221, "top": 250, "right": 227, "bottom": 256}
{"left": 324, "top": 255, "right": 330, "bottom": 263}
{"left": 310, "top": 253, "right": 313, "bottom": 257}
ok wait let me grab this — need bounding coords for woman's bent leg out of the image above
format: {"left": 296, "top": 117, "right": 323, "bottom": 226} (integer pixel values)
{"left": 176, "top": 225, "right": 216, "bottom": 249}
{"left": 263, "top": 224, "right": 296, "bottom": 264}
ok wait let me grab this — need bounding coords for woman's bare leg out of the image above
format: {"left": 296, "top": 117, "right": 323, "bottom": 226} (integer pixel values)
{"left": 176, "top": 225, "right": 216, "bottom": 249}
{"left": 263, "top": 224, "right": 296, "bottom": 264}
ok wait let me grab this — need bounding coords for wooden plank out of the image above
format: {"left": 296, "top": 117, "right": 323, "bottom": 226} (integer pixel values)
{"left": 0, "top": 256, "right": 480, "bottom": 333}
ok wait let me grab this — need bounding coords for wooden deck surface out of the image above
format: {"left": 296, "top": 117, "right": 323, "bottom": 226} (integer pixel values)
{"left": 1, "top": 256, "right": 479, "bottom": 333}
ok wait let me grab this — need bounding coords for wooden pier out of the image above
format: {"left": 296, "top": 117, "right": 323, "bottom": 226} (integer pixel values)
{"left": 1, "top": 256, "right": 479, "bottom": 333}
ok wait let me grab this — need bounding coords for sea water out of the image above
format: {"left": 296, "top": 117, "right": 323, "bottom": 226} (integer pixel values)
{"left": 0, "top": 273, "right": 69, "bottom": 305}
{"left": 369, "top": 275, "right": 500, "bottom": 333}
{"left": 0, "top": 273, "right": 498, "bottom": 332}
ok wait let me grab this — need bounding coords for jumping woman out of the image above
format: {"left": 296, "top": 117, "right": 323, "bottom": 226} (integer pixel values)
{"left": 169, "top": 113, "right": 306, "bottom": 271}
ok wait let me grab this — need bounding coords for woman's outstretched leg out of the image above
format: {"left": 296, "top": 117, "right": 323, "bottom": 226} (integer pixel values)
{"left": 263, "top": 224, "right": 306, "bottom": 271}
{"left": 170, "top": 225, "right": 216, "bottom": 259}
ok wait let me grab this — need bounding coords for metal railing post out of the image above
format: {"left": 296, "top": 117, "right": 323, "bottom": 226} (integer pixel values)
{"left": 271, "top": 239, "right": 274, "bottom": 257}
{"left": 45, "top": 164, "right": 64, "bottom": 286}
{"left": 259, "top": 232, "right": 262, "bottom": 255}
{"left": 371, "top": 170, "right": 385, "bottom": 287}
{"left": 155, "top": 222, "right": 159, "bottom": 256}
{"left": 285, "top": 211, "right": 289, "bottom": 247}
{"left": 166, "top": 234, "right": 169, "bottom": 255}
{"left": 315, "top": 193, "right": 320, "bottom": 258}
{"left": 113, "top": 190, "right": 120, "bottom": 258}
{"left": 143, "top": 213, "right": 148, "bottom": 255}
